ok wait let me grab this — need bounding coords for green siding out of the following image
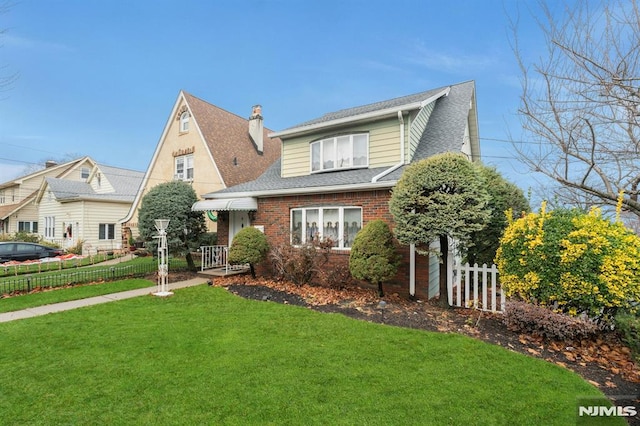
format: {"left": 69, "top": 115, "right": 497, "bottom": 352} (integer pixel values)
{"left": 281, "top": 116, "right": 405, "bottom": 178}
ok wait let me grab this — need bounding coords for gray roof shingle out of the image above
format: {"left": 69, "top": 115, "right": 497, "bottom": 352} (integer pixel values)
{"left": 47, "top": 165, "right": 144, "bottom": 202}
{"left": 206, "top": 81, "right": 476, "bottom": 198}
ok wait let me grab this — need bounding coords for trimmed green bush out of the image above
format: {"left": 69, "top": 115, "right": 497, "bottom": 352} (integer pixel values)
{"left": 228, "top": 227, "right": 269, "bottom": 278}
{"left": 496, "top": 203, "right": 640, "bottom": 321}
{"left": 349, "top": 219, "right": 399, "bottom": 297}
{"left": 615, "top": 311, "right": 640, "bottom": 362}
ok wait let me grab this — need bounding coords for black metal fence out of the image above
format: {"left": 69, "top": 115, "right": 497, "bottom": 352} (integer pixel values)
{"left": 0, "top": 261, "right": 190, "bottom": 296}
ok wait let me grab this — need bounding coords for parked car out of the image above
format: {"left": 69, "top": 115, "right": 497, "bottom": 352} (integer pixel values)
{"left": 0, "top": 242, "right": 65, "bottom": 263}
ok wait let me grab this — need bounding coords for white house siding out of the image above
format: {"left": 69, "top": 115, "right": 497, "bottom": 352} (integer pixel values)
{"left": 461, "top": 122, "right": 472, "bottom": 158}
{"left": 8, "top": 202, "right": 38, "bottom": 234}
{"left": 409, "top": 102, "right": 435, "bottom": 162}
{"left": 281, "top": 116, "right": 403, "bottom": 178}
{"left": 83, "top": 201, "right": 131, "bottom": 252}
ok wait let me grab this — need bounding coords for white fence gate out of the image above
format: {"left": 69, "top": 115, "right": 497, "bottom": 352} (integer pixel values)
{"left": 448, "top": 261, "right": 504, "bottom": 313}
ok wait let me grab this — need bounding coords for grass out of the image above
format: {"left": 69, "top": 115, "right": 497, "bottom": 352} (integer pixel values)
{"left": 0, "top": 278, "right": 155, "bottom": 313}
{"left": 0, "top": 285, "right": 614, "bottom": 425}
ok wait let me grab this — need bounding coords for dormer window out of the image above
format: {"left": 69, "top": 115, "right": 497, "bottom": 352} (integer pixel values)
{"left": 179, "top": 111, "right": 190, "bottom": 133}
{"left": 311, "top": 133, "right": 368, "bottom": 173}
{"left": 81, "top": 167, "right": 90, "bottom": 180}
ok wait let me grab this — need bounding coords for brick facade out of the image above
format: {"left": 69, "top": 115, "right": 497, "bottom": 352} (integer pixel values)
{"left": 218, "top": 189, "right": 432, "bottom": 299}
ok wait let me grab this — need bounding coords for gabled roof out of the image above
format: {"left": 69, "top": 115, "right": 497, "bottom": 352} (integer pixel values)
{"left": 42, "top": 164, "right": 143, "bottom": 203}
{"left": 0, "top": 157, "right": 92, "bottom": 190}
{"left": 205, "top": 81, "right": 479, "bottom": 199}
{"left": 183, "top": 92, "right": 281, "bottom": 188}
{"left": 270, "top": 86, "right": 451, "bottom": 138}
{"left": 0, "top": 157, "right": 94, "bottom": 220}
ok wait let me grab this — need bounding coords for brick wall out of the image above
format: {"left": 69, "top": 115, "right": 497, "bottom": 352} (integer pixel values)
{"left": 232, "top": 189, "right": 432, "bottom": 299}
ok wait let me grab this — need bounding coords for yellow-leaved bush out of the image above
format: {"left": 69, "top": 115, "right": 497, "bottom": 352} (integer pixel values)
{"left": 495, "top": 204, "right": 640, "bottom": 320}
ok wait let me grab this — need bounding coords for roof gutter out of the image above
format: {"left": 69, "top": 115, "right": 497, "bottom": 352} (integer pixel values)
{"left": 203, "top": 180, "right": 397, "bottom": 200}
{"left": 372, "top": 110, "right": 405, "bottom": 183}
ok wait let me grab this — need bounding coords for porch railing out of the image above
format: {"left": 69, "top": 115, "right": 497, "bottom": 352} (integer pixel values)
{"left": 199, "top": 245, "right": 248, "bottom": 274}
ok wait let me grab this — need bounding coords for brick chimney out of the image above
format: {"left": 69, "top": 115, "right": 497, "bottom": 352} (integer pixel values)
{"left": 248, "top": 104, "right": 263, "bottom": 154}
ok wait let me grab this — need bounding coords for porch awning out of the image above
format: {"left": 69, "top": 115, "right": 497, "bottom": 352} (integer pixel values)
{"left": 191, "top": 197, "right": 258, "bottom": 212}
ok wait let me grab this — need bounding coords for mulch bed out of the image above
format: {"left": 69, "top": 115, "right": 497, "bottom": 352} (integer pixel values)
{"left": 206, "top": 274, "right": 640, "bottom": 415}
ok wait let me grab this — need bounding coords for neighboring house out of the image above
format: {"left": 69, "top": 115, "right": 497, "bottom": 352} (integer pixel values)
{"left": 194, "top": 81, "right": 480, "bottom": 299}
{"left": 35, "top": 162, "right": 144, "bottom": 253}
{"left": 0, "top": 158, "right": 95, "bottom": 237}
{"left": 120, "top": 91, "right": 281, "bottom": 243}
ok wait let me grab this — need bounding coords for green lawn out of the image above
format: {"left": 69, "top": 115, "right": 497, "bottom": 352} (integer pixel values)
{"left": 0, "top": 278, "right": 155, "bottom": 313}
{"left": 0, "top": 285, "right": 613, "bottom": 425}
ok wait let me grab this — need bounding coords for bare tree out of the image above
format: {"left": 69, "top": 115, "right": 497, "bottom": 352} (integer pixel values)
{"left": 510, "top": 0, "right": 640, "bottom": 217}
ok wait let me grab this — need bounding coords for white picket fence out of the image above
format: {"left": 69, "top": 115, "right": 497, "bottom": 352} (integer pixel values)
{"left": 448, "top": 262, "right": 504, "bottom": 313}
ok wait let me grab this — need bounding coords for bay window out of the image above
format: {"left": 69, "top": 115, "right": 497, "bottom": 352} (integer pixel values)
{"left": 290, "top": 206, "right": 362, "bottom": 249}
{"left": 311, "top": 133, "right": 368, "bottom": 173}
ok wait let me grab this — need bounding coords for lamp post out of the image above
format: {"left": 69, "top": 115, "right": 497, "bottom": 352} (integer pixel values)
{"left": 153, "top": 219, "right": 172, "bottom": 297}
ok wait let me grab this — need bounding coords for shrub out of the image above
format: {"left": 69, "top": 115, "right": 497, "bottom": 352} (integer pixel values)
{"left": 228, "top": 227, "right": 269, "bottom": 278}
{"left": 269, "top": 239, "right": 333, "bottom": 286}
{"left": 504, "top": 301, "right": 601, "bottom": 341}
{"left": 67, "top": 239, "right": 84, "bottom": 255}
{"left": 496, "top": 204, "right": 640, "bottom": 321}
{"left": 198, "top": 232, "right": 218, "bottom": 247}
{"left": 316, "top": 255, "right": 356, "bottom": 289}
{"left": 349, "top": 219, "right": 399, "bottom": 297}
{"left": 615, "top": 311, "right": 640, "bottom": 362}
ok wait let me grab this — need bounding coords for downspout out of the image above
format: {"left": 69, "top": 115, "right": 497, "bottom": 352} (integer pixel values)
{"left": 371, "top": 110, "right": 405, "bottom": 183}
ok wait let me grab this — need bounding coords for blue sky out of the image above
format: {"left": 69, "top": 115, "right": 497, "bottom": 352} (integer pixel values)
{"left": 0, "top": 0, "right": 559, "bottom": 192}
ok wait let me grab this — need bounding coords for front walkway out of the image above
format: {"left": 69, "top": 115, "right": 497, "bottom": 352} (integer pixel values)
{"left": 0, "top": 277, "right": 206, "bottom": 323}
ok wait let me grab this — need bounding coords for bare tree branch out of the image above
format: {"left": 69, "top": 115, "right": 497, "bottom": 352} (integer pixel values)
{"left": 510, "top": 0, "right": 640, "bottom": 218}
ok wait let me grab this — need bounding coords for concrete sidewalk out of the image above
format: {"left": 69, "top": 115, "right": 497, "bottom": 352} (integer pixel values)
{"left": 0, "top": 277, "right": 207, "bottom": 323}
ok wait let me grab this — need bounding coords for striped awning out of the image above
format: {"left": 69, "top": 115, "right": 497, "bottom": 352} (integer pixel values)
{"left": 191, "top": 197, "right": 258, "bottom": 212}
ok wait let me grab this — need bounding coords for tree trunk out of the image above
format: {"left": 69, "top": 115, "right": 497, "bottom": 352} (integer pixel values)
{"left": 377, "top": 281, "right": 384, "bottom": 298}
{"left": 185, "top": 248, "right": 196, "bottom": 272}
{"left": 249, "top": 263, "right": 256, "bottom": 279}
{"left": 438, "top": 235, "right": 450, "bottom": 308}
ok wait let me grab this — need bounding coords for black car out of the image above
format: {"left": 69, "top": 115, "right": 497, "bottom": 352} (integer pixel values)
{"left": 0, "top": 242, "right": 65, "bottom": 263}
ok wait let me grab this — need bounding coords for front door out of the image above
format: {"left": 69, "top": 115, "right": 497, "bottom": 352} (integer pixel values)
{"left": 229, "top": 211, "right": 250, "bottom": 244}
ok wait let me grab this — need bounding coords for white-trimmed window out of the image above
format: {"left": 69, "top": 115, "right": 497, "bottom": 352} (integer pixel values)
{"left": 0, "top": 190, "right": 4, "bottom": 204}
{"left": 44, "top": 216, "right": 55, "bottom": 238}
{"left": 180, "top": 111, "right": 190, "bottom": 133}
{"left": 291, "top": 206, "right": 362, "bottom": 249}
{"left": 81, "top": 167, "right": 90, "bottom": 180}
{"left": 99, "top": 223, "right": 116, "bottom": 240}
{"left": 311, "top": 133, "right": 368, "bottom": 173}
{"left": 175, "top": 154, "right": 194, "bottom": 181}
{"left": 18, "top": 221, "right": 38, "bottom": 233}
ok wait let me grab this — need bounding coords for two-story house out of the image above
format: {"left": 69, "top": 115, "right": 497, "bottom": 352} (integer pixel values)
{"left": 120, "top": 91, "right": 281, "bottom": 243}
{"left": 194, "top": 81, "right": 480, "bottom": 299}
{"left": 35, "top": 160, "right": 144, "bottom": 253}
{"left": 0, "top": 158, "right": 94, "bottom": 237}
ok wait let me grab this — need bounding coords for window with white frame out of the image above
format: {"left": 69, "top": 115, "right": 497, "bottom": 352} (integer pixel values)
{"left": 310, "top": 133, "right": 368, "bottom": 173}
{"left": 44, "top": 216, "right": 55, "bottom": 238}
{"left": 175, "top": 154, "right": 194, "bottom": 181}
{"left": 81, "top": 167, "right": 90, "bottom": 179}
{"left": 0, "top": 190, "right": 4, "bottom": 204}
{"left": 291, "top": 206, "right": 362, "bottom": 249}
{"left": 18, "top": 221, "right": 38, "bottom": 233}
{"left": 99, "top": 223, "right": 116, "bottom": 240}
{"left": 180, "top": 111, "right": 190, "bottom": 132}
